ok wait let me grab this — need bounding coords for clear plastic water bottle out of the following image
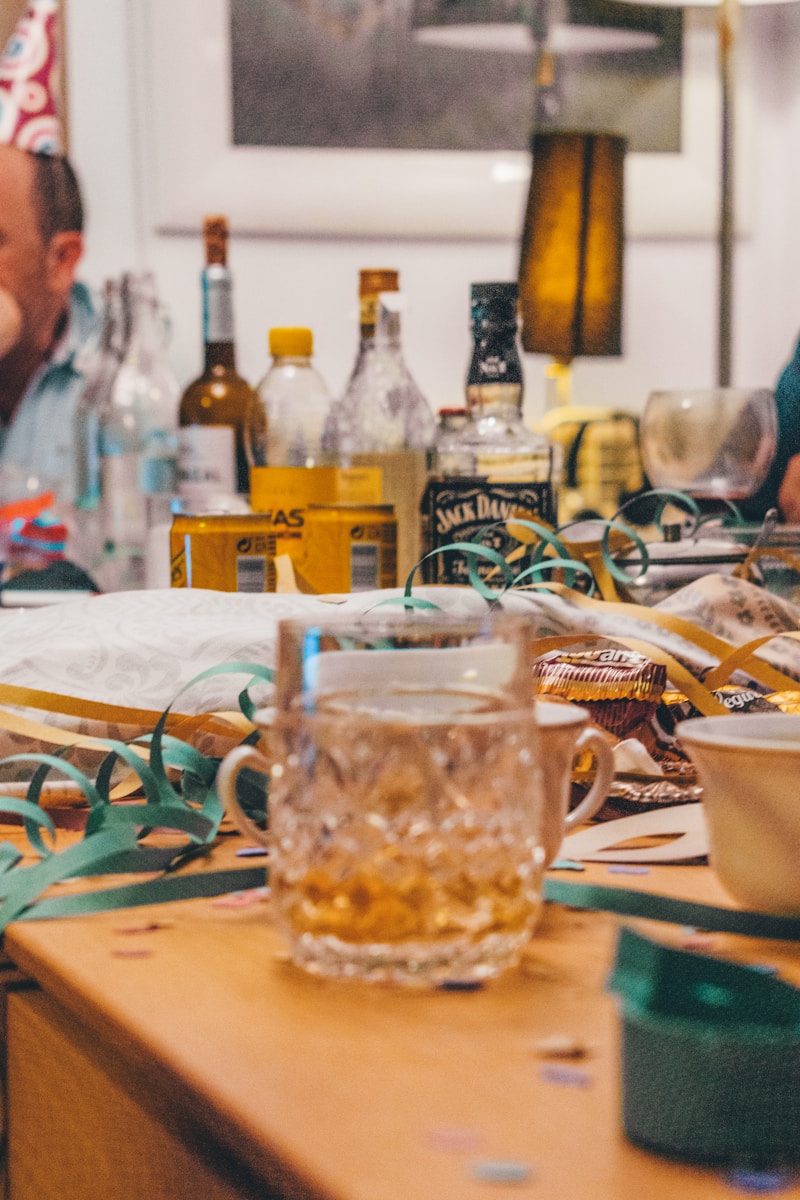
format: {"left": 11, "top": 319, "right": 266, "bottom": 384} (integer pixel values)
{"left": 248, "top": 327, "right": 332, "bottom": 468}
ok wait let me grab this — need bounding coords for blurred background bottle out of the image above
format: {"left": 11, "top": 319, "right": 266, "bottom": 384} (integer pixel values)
{"left": 248, "top": 327, "right": 332, "bottom": 468}
{"left": 96, "top": 271, "right": 180, "bottom": 591}
{"left": 70, "top": 277, "right": 124, "bottom": 574}
{"left": 177, "top": 215, "right": 258, "bottom": 511}
{"left": 457, "top": 281, "right": 552, "bottom": 481}
{"left": 421, "top": 282, "right": 556, "bottom": 585}
{"left": 324, "top": 269, "right": 436, "bottom": 582}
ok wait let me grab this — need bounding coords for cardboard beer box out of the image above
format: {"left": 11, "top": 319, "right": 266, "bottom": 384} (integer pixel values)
{"left": 248, "top": 466, "right": 383, "bottom": 564}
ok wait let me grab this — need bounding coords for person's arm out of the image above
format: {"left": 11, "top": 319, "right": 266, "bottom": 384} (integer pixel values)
{"left": 778, "top": 453, "right": 800, "bottom": 522}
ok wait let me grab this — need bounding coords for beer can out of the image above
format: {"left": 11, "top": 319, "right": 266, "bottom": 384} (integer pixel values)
{"left": 170, "top": 513, "right": 278, "bottom": 592}
{"left": 300, "top": 504, "right": 397, "bottom": 593}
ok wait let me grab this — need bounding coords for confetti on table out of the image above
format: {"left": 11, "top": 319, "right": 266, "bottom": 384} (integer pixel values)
{"left": 471, "top": 1159, "right": 534, "bottom": 1185}
{"left": 114, "top": 921, "right": 172, "bottom": 935}
{"left": 549, "top": 859, "right": 585, "bottom": 872}
{"left": 236, "top": 846, "right": 268, "bottom": 857}
{"left": 540, "top": 1064, "right": 592, "bottom": 1088}
{"left": 426, "top": 1126, "right": 484, "bottom": 1154}
{"left": 534, "top": 1034, "right": 589, "bottom": 1060}
{"left": 681, "top": 934, "right": 716, "bottom": 952}
{"left": 211, "top": 887, "right": 271, "bottom": 908}
{"left": 439, "top": 979, "right": 485, "bottom": 992}
{"left": 723, "top": 1168, "right": 797, "bottom": 1194}
{"left": 608, "top": 865, "right": 650, "bottom": 875}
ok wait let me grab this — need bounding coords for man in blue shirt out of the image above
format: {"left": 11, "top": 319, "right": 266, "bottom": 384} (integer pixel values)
{"left": 0, "top": 145, "right": 93, "bottom": 504}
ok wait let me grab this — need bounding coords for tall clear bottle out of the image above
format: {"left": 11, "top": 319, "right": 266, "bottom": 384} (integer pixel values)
{"left": 421, "top": 282, "right": 555, "bottom": 586}
{"left": 70, "top": 278, "right": 125, "bottom": 574}
{"left": 248, "top": 327, "right": 332, "bottom": 468}
{"left": 96, "top": 271, "right": 180, "bottom": 591}
{"left": 324, "top": 269, "right": 436, "bottom": 582}
{"left": 178, "top": 215, "right": 258, "bottom": 510}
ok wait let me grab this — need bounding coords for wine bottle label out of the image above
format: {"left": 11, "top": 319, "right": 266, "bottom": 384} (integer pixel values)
{"left": 420, "top": 478, "right": 555, "bottom": 586}
{"left": 177, "top": 425, "right": 237, "bottom": 510}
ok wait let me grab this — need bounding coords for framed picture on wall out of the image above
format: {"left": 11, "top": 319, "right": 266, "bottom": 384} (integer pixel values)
{"left": 135, "top": 0, "right": 750, "bottom": 239}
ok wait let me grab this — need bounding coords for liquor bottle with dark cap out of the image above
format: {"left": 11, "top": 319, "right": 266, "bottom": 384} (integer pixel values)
{"left": 421, "top": 281, "right": 555, "bottom": 585}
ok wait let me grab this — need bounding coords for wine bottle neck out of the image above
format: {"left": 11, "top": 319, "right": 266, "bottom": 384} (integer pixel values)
{"left": 203, "top": 264, "right": 236, "bottom": 350}
{"left": 204, "top": 341, "right": 237, "bottom": 371}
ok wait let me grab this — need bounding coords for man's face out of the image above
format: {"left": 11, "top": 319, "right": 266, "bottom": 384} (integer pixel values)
{"left": 0, "top": 145, "right": 81, "bottom": 362}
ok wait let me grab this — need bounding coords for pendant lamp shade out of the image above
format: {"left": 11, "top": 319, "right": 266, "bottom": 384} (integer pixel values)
{"left": 518, "top": 131, "right": 626, "bottom": 361}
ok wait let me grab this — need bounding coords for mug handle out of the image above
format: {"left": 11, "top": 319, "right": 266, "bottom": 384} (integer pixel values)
{"left": 563, "top": 727, "right": 615, "bottom": 832}
{"left": 216, "top": 744, "right": 272, "bottom": 850}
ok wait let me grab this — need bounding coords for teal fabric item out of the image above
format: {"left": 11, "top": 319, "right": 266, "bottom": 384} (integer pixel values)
{"left": 0, "top": 282, "right": 97, "bottom": 504}
{"left": 740, "top": 336, "right": 800, "bottom": 520}
{"left": 608, "top": 927, "right": 800, "bottom": 1165}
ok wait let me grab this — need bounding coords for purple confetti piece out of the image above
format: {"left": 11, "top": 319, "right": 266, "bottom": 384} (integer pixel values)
{"left": 608, "top": 865, "right": 650, "bottom": 875}
{"left": 439, "top": 979, "right": 485, "bottom": 992}
{"left": 236, "top": 846, "right": 268, "bottom": 857}
{"left": 540, "top": 1064, "right": 592, "bottom": 1088}
{"left": 723, "top": 1169, "right": 797, "bottom": 1194}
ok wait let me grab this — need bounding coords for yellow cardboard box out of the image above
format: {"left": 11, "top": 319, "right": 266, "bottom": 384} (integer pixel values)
{"left": 248, "top": 466, "right": 382, "bottom": 561}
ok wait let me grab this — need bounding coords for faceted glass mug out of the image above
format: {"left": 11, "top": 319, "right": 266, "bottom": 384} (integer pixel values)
{"left": 216, "top": 613, "right": 612, "bottom": 986}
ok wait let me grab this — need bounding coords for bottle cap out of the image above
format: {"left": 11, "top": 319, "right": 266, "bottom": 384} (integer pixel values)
{"left": 359, "top": 269, "right": 399, "bottom": 297}
{"left": 470, "top": 281, "right": 518, "bottom": 328}
{"left": 203, "top": 216, "right": 229, "bottom": 267}
{"left": 269, "top": 327, "right": 313, "bottom": 357}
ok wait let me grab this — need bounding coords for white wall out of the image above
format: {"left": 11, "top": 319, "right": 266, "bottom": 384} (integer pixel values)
{"left": 65, "top": 0, "right": 800, "bottom": 427}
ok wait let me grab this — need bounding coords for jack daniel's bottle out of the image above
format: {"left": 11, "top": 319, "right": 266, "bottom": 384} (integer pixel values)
{"left": 421, "top": 282, "right": 555, "bottom": 585}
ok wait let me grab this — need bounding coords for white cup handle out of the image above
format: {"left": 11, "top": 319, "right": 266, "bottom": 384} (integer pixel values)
{"left": 216, "top": 744, "right": 272, "bottom": 850}
{"left": 563, "top": 726, "right": 615, "bottom": 832}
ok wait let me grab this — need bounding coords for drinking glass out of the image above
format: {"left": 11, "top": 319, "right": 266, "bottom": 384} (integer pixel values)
{"left": 639, "top": 388, "right": 776, "bottom": 500}
{"left": 217, "top": 612, "right": 612, "bottom": 985}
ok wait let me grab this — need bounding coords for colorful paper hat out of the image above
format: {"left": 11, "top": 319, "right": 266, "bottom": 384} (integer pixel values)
{"left": 0, "top": 1, "right": 63, "bottom": 155}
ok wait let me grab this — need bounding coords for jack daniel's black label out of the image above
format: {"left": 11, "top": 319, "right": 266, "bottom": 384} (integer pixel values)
{"left": 420, "top": 478, "right": 555, "bottom": 585}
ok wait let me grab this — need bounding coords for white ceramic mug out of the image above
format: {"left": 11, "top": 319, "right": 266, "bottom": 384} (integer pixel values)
{"left": 680, "top": 713, "right": 800, "bottom": 914}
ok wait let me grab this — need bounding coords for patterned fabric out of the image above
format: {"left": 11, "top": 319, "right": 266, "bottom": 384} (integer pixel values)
{"left": 0, "top": 576, "right": 797, "bottom": 760}
{"left": 0, "top": 0, "right": 62, "bottom": 154}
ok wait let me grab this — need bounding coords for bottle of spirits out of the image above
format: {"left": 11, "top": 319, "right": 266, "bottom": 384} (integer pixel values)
{"left": 177, "top": 215, "right": 259, "bottom": 510}
{"left": 324, "top": 270, "right": 436, "bottom": 582}
{"left": 96, "top": 271, "right": 180, "bottom": 591}
{"left": 421, "top": 281, "right": 555, "bottom": 586}
{"left": 248, "top": 327, "right": 332, "bottom": 468}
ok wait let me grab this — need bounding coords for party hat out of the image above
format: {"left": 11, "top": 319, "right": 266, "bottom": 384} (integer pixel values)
{"left": 0, "top": 0, "right": 63, "bottom": 155}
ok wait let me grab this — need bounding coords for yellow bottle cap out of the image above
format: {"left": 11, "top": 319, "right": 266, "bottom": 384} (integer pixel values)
{"left": 269, "top": 327, "right": 313, "bottom": 357}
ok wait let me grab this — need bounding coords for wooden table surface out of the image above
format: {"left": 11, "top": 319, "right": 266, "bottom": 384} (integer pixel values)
{"left": 3, "top": 836, "right": 800, "bottom": 1200}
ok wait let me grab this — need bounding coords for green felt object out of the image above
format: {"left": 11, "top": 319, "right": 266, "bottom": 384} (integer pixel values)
{"left": 608, "top": 928, "right": 800, "bottom": 1165}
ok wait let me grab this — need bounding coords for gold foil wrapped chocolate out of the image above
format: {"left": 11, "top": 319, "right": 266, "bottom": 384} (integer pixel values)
{"left": 532, "top": 648, "right": 667, "bottom": 740}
